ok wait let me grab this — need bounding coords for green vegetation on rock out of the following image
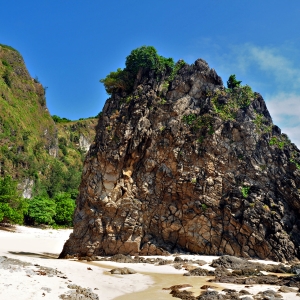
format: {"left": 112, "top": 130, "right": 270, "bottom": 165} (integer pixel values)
{"left": 241, "top": 186, "right": 250, "bottom": 198}
{"left": 52, "top": 115, "right": 71, "bottom": 123}
{"left": 182, "top": 113, "right": 214, "bottom": 136}
{"left": 100, "top": 46, "right": 185, "bottom": 95}
{"left": 210, "top": 75, "right": 254, "bottom": 120}
{"left": 253, "top": 112, "right": 272, "bottom": 134}
{"left": 269, "top": 135, "right": 290, "bottom": 150}
{"left": 0, "top": 44, "right": 97, "bottom": 227}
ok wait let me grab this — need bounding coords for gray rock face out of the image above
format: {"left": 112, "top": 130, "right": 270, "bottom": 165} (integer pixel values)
{"left": 79, "top": 134, "right": 91, "bottom": 152}
{"left": 19, "top": 178, "right": 34, "bottom": 199}
{"left": 110, "top": 267, "right": 136, "bottom": 274}
{"left": 60, "top": 285, "right": 99, "bottom": 300}
{"left": 60, "top": 59, "right": 300, "bottom": 262}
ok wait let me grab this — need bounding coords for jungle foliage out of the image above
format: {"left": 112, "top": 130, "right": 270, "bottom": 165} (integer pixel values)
{"left": 26, "top": 192, "right": 75, "bottom": 226}
{"left": 0, "top": 174, "right": 76, "bottom": 226}
{"left": 0, "top": 175, "right": 28, "bottom": 224}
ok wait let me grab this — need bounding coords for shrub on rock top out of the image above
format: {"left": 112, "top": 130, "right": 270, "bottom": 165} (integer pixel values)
{"left": 100, "top": 46, "right": 175, "bottom": 95}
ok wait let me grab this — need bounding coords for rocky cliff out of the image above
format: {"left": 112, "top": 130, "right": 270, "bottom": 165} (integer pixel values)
{"left": 0, "top": 44, "right": 57, "bottom": 194}
{"left": 60, "top": 58, "right": 300, "bottom": 262}
{"left": 0, "top": 44, "right": 97, "bottom": 199}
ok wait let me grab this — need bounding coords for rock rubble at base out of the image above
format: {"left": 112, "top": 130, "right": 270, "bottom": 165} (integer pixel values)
{"left": 160, "top": 255, "right": 300, "bottom": 299}
{"left": 166, "top": 284, "right": 300, "bottom": 300}
{"left": 0, "top": 256, "right": 63, "bottom": 277}
{"left": 109, "top": 267, "right": 137, "bottom": 274}
{"left": 59, "top": 284, "right": 99, "bottom": 300}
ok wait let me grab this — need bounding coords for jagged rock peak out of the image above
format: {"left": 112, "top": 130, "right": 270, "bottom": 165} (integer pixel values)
{"left": 60, "top": 57, "right": 300, "bottom": 262}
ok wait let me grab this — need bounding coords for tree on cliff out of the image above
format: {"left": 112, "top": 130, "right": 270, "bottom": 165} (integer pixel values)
{"left": 227, "top": 74, "right": 242, "bottom": 90}
{"left": 125, "top": 46, "right": 174, "bottom": 80}
{"left": 100, "top": 46, "right": 174, "bottom": 95}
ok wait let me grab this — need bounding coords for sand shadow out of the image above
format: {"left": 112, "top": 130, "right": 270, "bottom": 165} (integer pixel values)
{"left": 0, "top": 225, "right": 16, "bottom": 232}
{"left": 8, "top": 251, "right": 59, "bottom": 259}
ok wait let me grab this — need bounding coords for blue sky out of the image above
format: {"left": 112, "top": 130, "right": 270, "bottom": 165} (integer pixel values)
{"left": 1, "top": 1, "right": 300, "bottom": 146}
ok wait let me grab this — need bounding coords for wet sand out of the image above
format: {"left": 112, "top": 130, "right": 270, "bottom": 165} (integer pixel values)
{"left": 84, "top": 260, "right": 220, "bottom": 300}
{"left": 114, "top": 273, "right": 218, "bottom": 300}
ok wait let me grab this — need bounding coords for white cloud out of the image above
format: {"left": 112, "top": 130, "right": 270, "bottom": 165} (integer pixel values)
{"left": 207, "top": 43, "right": 300, "bottom": 91}
{"left": 278, "top": 126, "right": 300, "bottom": 149}
{"left": 244, "top": 45, "right": 300, "bottom": 89}
{"left": 266, "top": 93, "right": 300, "bottom": 121}
{"left": 265, "top": 92, "right": 300, "bottom": 148}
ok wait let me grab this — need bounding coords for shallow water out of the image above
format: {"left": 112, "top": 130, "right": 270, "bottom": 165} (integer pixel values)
{"left": 85, "top": 260, "right": 220, "bottom": 299}
{"left": 87, "top": 262, "right": 294, "bottom": 300}
{"left": 114, "top": 273, "right": 219, "bottom": 300}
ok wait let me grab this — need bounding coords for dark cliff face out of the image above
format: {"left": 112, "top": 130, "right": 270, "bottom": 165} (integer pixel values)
{"left": 60, "top": 59, "right": 300, "bottom": 262}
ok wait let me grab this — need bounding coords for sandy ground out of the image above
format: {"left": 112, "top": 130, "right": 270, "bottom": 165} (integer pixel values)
{"left": 0, "top": 226, "right": 154, "bottom": 300}
{"left": 0, "top": 225, "right": 299, "bottom": 300}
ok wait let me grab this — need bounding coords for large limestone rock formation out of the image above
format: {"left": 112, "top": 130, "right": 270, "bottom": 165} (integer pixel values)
{"left": 60, "top": 59, "right": 300, "bottom": 261}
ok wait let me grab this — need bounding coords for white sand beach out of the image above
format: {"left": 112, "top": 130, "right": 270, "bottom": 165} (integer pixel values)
{"left": 0, "top": 226, "right": 154, "bottom": 299}
{"left": 0, "top": 225, "right": 299, "bottom": 300}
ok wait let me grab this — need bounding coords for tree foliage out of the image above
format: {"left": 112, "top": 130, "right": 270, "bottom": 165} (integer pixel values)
{"left": 27, "top": 196, "right": 56, "bottom": 225}
{"left": 227, "top": 74, "right": 242, "bottom": 90}
{"left": 53, "top": 192, "right": 75, "bottom": 226}
{"left": 125, "top": 46, "right": 174, "bottom": 78}
{"left": 100, "top": 68, "right": 130, "bottom": 95}
{"left": 100, "top": 46, "right": 175, "bottom": 95}
{"left": 26, "top": 192, "right": 76, "bottom": 226}
{"left": 52, "top": 115, "right": 71, "bottom": 123}
{"left": 0, "top": 175, "right": 28, "bottom": 224}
